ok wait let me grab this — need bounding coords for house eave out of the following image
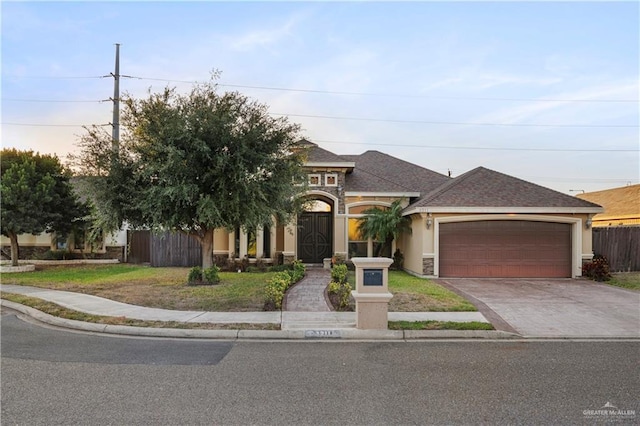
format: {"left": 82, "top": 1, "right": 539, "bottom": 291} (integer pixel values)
{"left": 304, "top": 161, "right": 356, "bottom": 169}
{"left": 403, "top": 206, "right": 605, "bottom": 216}
{"left": 345, "top": 191, "right": 421, "bottom": 198}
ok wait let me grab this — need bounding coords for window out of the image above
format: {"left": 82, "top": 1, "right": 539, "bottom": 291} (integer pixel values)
{"left": 348, "top": 218, "right": 367, "bottom": 258}
{"left": 348, "top": 204, "right": 392, "bottom": 259}
{"left": 308, "top": 174, "right": 321, "bottom": 186}
{"left": 234, "top": 227, "right": 240, "bottom": 258}
{"left": 247, "top": 228, "right": 257, "bottom": 258}
{"left": 56, "top": 234, "right": 68, "bottom": 250}
{"left": 262, "top": 226, "right": 271, "bottom": 258}
{"left": 325, "top": 173, "right": 338, "bottom": 187}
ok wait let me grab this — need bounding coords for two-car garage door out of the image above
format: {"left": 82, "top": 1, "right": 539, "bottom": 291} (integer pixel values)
{"left": 439, "top": 221, "right": 572, "bottom": 278}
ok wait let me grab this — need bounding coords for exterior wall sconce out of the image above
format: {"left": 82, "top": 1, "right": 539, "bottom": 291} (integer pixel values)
{"left": 426, "top": 213, "right": 433, "bottom": 229}
{"left": 585, "top": 217, "right": 593, "bottom": 229}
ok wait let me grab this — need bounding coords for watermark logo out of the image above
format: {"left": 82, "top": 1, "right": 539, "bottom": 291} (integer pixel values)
{"left": 583, "top": 401, "right": 636, "bottom": 423}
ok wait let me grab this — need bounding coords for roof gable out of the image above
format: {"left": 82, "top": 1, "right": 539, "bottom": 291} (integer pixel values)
{"left": 409, "top": 167, "right": 603, "bottom": 209}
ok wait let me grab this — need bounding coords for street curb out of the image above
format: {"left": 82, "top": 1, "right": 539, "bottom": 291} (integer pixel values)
{"left": 2, "top": 299, "right": 521, "bottom": 340}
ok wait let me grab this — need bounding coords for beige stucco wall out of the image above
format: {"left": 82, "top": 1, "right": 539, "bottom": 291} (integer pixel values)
{"left": 0, "top": 233, "right": 53, "bottom": 247}
{"left": 399, "top": 214, "right": 425, "bottom": 275}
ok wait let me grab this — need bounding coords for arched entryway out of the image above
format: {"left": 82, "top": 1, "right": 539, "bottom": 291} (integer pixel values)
{"left": 297, "top": 196, "right": 334, "bottom": 263}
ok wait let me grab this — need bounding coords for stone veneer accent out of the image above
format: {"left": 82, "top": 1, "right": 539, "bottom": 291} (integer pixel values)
{"left": 422, "top": 257, "right": 435, "bottom": 276}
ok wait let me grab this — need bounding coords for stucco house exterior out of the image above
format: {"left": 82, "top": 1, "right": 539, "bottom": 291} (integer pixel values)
{"left": 210, "top": 140, "right": 603, "bottom": 278}
{"left": 3, "top": 139, "right": 603, "bottom": 277}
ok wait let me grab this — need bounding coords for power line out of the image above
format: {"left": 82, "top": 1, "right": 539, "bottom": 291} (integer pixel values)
{"left": 2, "top": 122, "right": 110, "bottom": 128}
{"left": 315, "top": 139, "right": 638, "bottom": 153}
{"left": 2, "top": 75, "right": 107, "bottom": 79}
{"left": 2, "top": 98, "right": 107, "bottom": 103}
{"left": 123, "top": 75, "right": 639, "bottom": 103}
{"left": 272, "top": 113, "right": 639, "bottom": 128}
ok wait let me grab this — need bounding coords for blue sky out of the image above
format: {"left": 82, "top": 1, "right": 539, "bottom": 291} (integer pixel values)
{"left": 2, "top": 1, "right": 638, "bottom": 194}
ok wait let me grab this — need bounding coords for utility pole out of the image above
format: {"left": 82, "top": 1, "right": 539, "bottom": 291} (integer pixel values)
{"left": 111, "top": 43, "right": 120, "bottom": 155}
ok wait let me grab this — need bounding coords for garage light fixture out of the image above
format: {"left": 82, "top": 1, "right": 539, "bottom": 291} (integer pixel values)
{"left": 585, "top": 217, "right": 593, "bottom": 229}
{"left": 426, "top": 213, "right": 433, "bottom": 229}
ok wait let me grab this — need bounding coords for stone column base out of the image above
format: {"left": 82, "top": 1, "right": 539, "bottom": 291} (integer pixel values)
{"left": 351, "top": 291, "right": 393, "bottom": 330}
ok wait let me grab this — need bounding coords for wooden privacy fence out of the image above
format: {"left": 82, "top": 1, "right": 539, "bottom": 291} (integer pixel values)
{"left": 150, "top": 231, "right": 202, "bottom": 267}
{"left": 593, "top": 226, "right": 640, "bottom": 272}
{"left": 128, "top": 230, "right": 201, "bottom": 267}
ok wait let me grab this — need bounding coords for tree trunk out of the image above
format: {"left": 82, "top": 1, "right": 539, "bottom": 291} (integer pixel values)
{"left": 200, "top": 228, "right": 214, "bottom": 269}
{"left": 8, "top": 232, "right": 19, "bottom": 267}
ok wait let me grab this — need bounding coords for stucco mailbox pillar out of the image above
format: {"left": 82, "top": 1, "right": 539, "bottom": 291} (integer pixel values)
{"left": 351, "top": 257, "right": 393, "bottom": 330}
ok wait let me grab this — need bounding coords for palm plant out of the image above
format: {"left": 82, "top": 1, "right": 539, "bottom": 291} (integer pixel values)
{"left": 356, "top": 199, "right": 411, "bottom": 257}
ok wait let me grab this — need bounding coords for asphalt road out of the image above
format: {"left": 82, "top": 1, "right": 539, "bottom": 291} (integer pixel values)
{"left": 1, "top": 308, "right": 638, "bottom": 425}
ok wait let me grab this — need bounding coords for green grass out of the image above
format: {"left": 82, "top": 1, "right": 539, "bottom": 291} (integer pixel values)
{"left": 606, "top": 272, "right": 640, "bottom": 290}
{"left": 387, "top": 271, "right": 476, "bottom": 312}
{"left": 0, "top": 292, "right": 279, "bottom": 330}
{"left": 0, "top": 264, "right": 275, "bottom": 312}
{"left": 388, "top": 320, "right": 494, "bottom": 330}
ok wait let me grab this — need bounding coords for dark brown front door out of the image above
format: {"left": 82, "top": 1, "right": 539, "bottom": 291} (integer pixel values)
{"left": 297, "top": 212, "right": 332, "bottom": 263}
{"left": 439, "top": 221, "right": 572, "bottom": 278}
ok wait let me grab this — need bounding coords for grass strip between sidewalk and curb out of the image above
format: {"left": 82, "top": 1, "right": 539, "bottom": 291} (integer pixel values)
{"left": 1, "top": 293, "right": 279, "bottom": 330}
{"left": 2, "top": 292, "right": 492, "bottom": 331}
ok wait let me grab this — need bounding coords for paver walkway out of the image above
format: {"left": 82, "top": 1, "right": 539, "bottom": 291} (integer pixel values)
{"left": 284, "top": 266, "right": 332, "bottom": 312}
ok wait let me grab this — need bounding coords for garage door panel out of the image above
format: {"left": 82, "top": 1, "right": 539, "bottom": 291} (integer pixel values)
{"left": 439, "top": 221, "right": 571, "bottom": 278}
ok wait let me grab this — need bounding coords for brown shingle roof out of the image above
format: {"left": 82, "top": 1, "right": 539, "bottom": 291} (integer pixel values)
{"left": 343, "top": 150, "right": 449, "bottom": 194}
{"left": 299, "top": 139, "right": 353, "bottom": 164}
{"left": 410, "top": 167, "right": 603, "bottom": 209}
{"left": 576, "top": 184, "right": 640, "bottom": 218}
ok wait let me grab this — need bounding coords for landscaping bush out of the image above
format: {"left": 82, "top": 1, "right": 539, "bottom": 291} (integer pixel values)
{"left": 187, "top": 266, "right": 203, "bottom": 285}
{"left": 202, "top": 265, "right": 221, "bottom": 284}
{"left": 328, "top": 263, "right": 354, "bottom": 311}
{"left": 187, "top": 265, "right": 220, "bottom": 285}
{"left": 264, "top": 261, "right": 306, "bottom": 310}
{"left": 392, "top": 249, "right": 404, "bottom": 270}
{"left": 331, "top": 263, "right": 348, "bottom": 285}
{"left": 582, "top": 255, "right": 612, "bottom": 282}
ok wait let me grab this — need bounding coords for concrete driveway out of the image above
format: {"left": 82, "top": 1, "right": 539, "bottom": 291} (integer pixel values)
{"left": 437, "top": 278, "right": 640, "bottom": 338}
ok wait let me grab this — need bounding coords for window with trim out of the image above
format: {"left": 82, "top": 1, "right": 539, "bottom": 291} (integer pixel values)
{"left": 247, "top": 228, "right": 257, "bottom": 258}
{"left": 325, "top": 173, "right": 338, "bottom": 187}
{"left": 308, "top": 174, "right": 321, "bottom": 186}
{"left": 348, "top": 204, "right": 391, "bottom": 258}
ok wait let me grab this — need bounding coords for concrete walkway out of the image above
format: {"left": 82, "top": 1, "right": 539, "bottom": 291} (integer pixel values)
{"left": 284, "top": 266, "right": 332, "bottom": 312}
{"left": 0, "top": 284, "right": 488, "bottom": 329}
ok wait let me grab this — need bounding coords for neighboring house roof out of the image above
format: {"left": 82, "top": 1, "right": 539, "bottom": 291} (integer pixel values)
{"left": 342, "top": 150, "right": 450, "bottom": 195}
{"left": 576, "top": 184, "right": 640, "bottom": 226}
{"left": 404, "top": 167, "right": 603, "bottom": 214}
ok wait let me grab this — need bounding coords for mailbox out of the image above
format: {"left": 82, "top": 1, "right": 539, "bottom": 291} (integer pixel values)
{"left": 363, "top": 269, "right": 383, "bottom": 286}
{"left": 351, "top": 257, "right": 393, "bottom": 329}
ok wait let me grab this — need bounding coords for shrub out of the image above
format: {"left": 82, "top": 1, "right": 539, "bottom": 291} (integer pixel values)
{"left": 187, "top": 266, "right": 203, "bottom": 285}
{"left": 582, "top": 255, "right": 612, "bottom": 282}
{"left": 187, "top": 265, "right": 220, "bottom": 285}
{"left": 331, "top": 263, "right": 348, "bottom": 285}
{"left": 264, "top": 260, "right": 306, "bottom": 310}
{"left": 392, "top": 249, "right": 404, "bottom": 270}
{"left": 202, "top": 265, "right": 220, "bottom": 284}
{"left": 265, "top": 271, "right": 292, "bottom": 309}
{"left": 328, "top": 280, "right": 353, "bottom": 311}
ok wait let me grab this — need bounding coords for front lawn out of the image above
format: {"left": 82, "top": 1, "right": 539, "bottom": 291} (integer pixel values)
{"left": 1, "top": 264, "right": 273, "bottom": 312}
{"left": 388, "top": 271, "right": 476, "bottom": 312}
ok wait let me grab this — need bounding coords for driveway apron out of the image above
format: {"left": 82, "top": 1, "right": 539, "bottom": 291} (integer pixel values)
{"left": 437, "top": 278, "right": 640, "bottom": 338}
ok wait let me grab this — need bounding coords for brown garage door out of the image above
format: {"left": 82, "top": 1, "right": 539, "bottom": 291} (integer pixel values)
{"left": 439, "top": 221, "right": 572, "bottom": 278}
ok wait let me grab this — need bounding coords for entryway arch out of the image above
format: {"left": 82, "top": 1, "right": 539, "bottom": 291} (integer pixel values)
{"left": 297, "top": 193, "right": 335, "bottom": 263}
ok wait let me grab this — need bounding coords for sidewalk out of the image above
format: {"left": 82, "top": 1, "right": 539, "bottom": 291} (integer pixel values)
{"left": 0, "top": 283, "right": 503, "bottom": 340}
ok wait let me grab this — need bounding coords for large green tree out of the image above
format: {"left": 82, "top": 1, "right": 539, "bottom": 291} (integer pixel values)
{"left": 1, "top": 149, "right": 85, "bottom": 266}
{"left": 356, "top": 199, "right": 412, "bottom": 257}
{"left": 73, "top": 80, "right": 308, "bottom": 268}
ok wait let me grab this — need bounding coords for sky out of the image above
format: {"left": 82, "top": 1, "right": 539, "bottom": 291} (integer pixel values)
{"left": 2, "top": 1, "right": 638, "bottom": 195}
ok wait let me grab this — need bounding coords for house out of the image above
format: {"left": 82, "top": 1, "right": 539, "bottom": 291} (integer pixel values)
{"left": 576, "top": 184, "right": 640, "bottom": 227}
{"left": 210, "top": 140, "right": 603, "bottom": 278}
{"left": 4, "top": 139, "right": 603, "bottom": 277}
